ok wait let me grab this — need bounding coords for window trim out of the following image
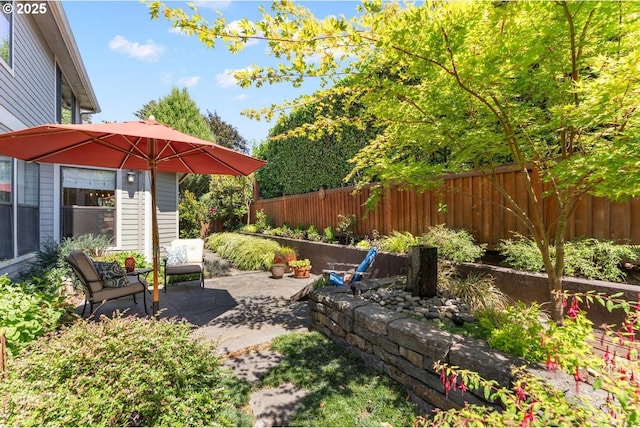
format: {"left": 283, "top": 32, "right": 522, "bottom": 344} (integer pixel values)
{"left": 0, "top": 0, "right": 13, "bottom": 72}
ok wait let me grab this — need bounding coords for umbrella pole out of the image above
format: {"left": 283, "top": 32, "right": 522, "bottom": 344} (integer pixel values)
{"left": 150, "top": 149, "right": 160, "bottom": 318}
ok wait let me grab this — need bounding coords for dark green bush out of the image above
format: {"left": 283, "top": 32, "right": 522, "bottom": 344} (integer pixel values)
{"left": 0, "top": 314, "right": 251, "bottom": 426}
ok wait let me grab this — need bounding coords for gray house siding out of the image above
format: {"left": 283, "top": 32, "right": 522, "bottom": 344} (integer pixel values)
{"left": 119, "top": 169, "right": 145, "bottom": 251}
{"left": 39, "top": 163, "right": 55, "bottom": 242}
{"left": 157, "top": 172, "right": 178, "bottom": 253}
{"left": 0, "top": 14, "right": 55, "bottom": 127}
{"left": 118, "top": 170, "right": 179, "bottom": 260}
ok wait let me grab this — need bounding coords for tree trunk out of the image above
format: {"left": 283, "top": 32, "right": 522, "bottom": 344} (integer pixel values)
{"left": 406, "top": 246, "right": 438, "bottom": 298}
{"left": 549, "top": 274, "right": 564, "bottom": 325}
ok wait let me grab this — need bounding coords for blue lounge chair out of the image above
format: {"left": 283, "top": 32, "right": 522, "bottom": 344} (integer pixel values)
{"left": 324, "top": 247, "right": 378, "bottom": 289}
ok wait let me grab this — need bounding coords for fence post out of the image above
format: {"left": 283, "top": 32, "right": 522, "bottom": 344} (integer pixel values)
{"left": 406, "top": 246, "right": 438, "bottom": 298}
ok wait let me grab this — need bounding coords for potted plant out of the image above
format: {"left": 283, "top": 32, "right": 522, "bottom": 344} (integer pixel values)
{"left": 281, "top": 247, "right": 298, "bottom": 273}
{"left": 289, "top": 259, "right": 312, "bottom": 279}
{"left": 271, "top": 247, "right": 293, "bottom": 279}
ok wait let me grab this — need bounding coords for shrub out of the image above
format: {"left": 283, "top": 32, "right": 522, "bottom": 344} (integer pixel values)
{"left": 485, "top": 301, "right": 593, "bottom": 369}
{"left": 379, "top": 231, "right": 418, "bottom": 254}
{"left": 0, "top": 314, "right": 251, "bottom": 426}
{"left": 0, "top": 275, "right": 73, "bottom": 356}
{"left": 254, "top": 209, "right": 270, "bottom": 232}
{"left": 99, "top": 251, "right": 150, "bottom": 270}
{"left": 497, "top": 233, "right": 545, "bottom": 272}
{"left": 306, "top": 225, "right": 322, "bottom": 242}
{"left": 206, "top": 232, "right": 281, "bottom": 270}
{"left": 323, "top": 226, "right": 336, "bottom": 243}
{"left": 240, "top": 224, "right": 259, "bottom": 233}
{"left": 419, "top": 224, "right": 486, "bottom": 262}
{"left": 499, "top": 235, "right": 640, "bottom": 282}
{"left": 18, "top": 234, "right": 116, "bottom": 295}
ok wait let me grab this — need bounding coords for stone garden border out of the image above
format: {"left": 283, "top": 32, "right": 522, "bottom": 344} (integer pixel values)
{"left": 309, "top": 279, "right": 605, "bottom": 414}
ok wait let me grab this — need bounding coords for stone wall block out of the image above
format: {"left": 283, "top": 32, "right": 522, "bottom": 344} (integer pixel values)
{"left": 347, "top": 333, "right": 372, "bottom": 353}
{"left": 449, "top": 337, "right": 524, "bottom": 387}
{"left": 384, "top": 363, "right": 410, "bottom": 386}
{"left": 352, "top": 322, "right": 400, "bottom": 357}
{"left": 373, "top": 345, "right": 399, "bottom": 366}
{"left": 388, "top": 318, "right": 457, "bottom": 361}
{"left": 399, "top": 346, "right": 425, "bottom": 369}
{"left": 354, "top": 304, "right": 406, "bottom": 335}
{"left": 309, "top": 300, "right": 326, "bottom": 314}
{"left": 411, "top": 382, "right": 460, "bottom": 412}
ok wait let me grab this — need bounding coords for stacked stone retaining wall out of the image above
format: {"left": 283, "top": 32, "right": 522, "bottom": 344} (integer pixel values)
{"left": 309, "top": 279, "right": 594, "bottom": 414}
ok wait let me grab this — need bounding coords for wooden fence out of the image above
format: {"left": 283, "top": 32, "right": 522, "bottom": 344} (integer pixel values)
{"left": 251, "top": 167, "right": 640, "bottom": 248}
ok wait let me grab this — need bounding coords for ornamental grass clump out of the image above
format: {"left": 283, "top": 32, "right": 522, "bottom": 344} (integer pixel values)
{"left": 206, "top": 232, "right": 281, "bottom": 270}
{"left": 0, "top": 313, "right": 251, "bottom": 427}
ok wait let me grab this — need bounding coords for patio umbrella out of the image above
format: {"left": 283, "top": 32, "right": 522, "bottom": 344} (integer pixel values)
{"left": 0, "top": 118, "right": 266, "bottom": 315}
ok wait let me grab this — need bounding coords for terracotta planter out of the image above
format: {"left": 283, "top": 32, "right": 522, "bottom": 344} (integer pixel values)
{"left": 293, "top": 265, "right": 312, "bottom": 279}
{"left": 284, "top": 254, "right": 297, "bottom": 273}
{"left": 271, "top": 264, "right": 286, "bottom": 279}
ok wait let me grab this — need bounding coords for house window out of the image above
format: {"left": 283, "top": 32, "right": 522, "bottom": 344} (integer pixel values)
{"left": 17, "top": 161, "right": 38, "bottom": 255}
{"left": 0, "top": 0, "right": 12, "bottom": 68}
{"left": 0, "top": 156, "right": 12, "bottom": 260}
{"left": 61, "top": 167, "right": 116, "bottom": 241}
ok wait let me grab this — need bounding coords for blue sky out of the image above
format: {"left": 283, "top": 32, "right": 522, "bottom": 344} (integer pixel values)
{"left": 62, "top": 1, "right": 358, "bottom": 148}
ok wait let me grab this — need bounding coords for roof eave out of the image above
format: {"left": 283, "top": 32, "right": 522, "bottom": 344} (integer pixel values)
{"left": 32, "top": 2, "right": 100, "bottom": 114}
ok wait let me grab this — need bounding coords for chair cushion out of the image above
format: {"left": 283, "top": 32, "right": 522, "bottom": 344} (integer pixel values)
{"left": 165, "top": 262, "right": 203, "bottom": 275}
{"left": 93, "top": 261, "right": 129, "bottom": 288}
{"left": 92, "top": 278, "right": 145, "bottom": 302}
{"left": 166, "top": 245, "right": 188, "bottom": 266}
{"left": 170, "top": 239, "right": 204, "bottom": 263}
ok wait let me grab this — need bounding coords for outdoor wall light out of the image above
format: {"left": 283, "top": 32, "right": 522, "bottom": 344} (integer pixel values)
{"left": 127, "top": 170, "right": 136, "bottom": 183}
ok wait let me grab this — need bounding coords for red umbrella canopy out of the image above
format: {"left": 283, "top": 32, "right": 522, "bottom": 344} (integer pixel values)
{"left": 0, "top": 119, "right": 266, "bottom": 175}
{"left": 0, "top": 119, "right": 266, "bottom": 316}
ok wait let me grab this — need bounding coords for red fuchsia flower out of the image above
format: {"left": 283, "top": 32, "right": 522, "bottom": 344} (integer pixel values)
{"left": 574, "top": 367, "right": 585, "bottom": 393}
{"left": 459, "top": 379, "right": 468, "bottom": 396}
{"left": 450, "top": 374, "right": 457, "bottom": 391}
{"left": 567, "top": 297, "right": 580, "bottom": 320}
{"left": 520, "top": 405, "right": 535, "bottom": 427}
{"left": 444, "top": 376, "right": 451, "bottom": 398}
{"left": 605, "top": 346, "right": 613, "bottom": 366}
{"left": 515, "top": 385, "right": 527, "bottom": 405}
{"left": 440, "top": 368, "right": 446, "bottom": 385}
{"left": 546, "top": 354, "right": 558, "bottom": 372}
{"left": 635, "top": 293, "right": 640, "bottom": 312}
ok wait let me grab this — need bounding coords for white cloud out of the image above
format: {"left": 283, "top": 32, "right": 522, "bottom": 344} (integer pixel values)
{"left": 226, "top": 20, "right": 260, "bottom": 47}
{"left": 178, "top": 76, "right": 201, "bottom": 87}
{"left": 215, "top": 69, "right": 239, "bottom": 88}
{"left": 193, "top": 0, "right": 231, "bottom": 11}
{"left": 108, "top": 35, "right": 165, "bottom": 62}
{"left": 168, "top": 27, "right": 188, "bottom": 36}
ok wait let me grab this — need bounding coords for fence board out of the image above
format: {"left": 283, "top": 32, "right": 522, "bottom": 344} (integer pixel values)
{"left": 251, "top": 169, "right": 640, "bottom": 248}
